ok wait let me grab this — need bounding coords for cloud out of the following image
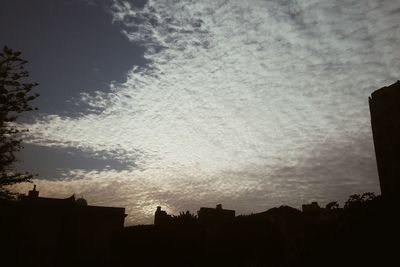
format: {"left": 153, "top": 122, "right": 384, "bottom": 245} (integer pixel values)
{"left": 18, "top": 0, "right": 399, "bottom": 224}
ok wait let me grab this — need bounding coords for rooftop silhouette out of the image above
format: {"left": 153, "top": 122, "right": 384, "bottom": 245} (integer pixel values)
{"left": 0, "top": 186, "right": 126, "bottom": 267}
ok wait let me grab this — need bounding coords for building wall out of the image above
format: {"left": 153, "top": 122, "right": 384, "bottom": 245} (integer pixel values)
{"left": 197, "top": 204, "right": 235, "bottom": 226}
{"left": 369, "top": 81, "right": 400, "bottom": 196}
{"left": 1, "top": 191, "right": 126, "bottom": 267}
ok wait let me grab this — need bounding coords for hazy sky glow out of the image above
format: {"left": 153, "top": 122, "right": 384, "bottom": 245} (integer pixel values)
{"left": 6, "top": 0, "right": 400, "bottom": 224}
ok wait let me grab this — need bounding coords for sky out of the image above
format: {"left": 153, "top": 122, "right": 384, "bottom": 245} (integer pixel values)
{"left": 1, "top": 0, "right": 399, "bottom": 225}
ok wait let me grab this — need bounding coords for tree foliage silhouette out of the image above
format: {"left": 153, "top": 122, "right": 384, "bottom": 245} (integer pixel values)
{"left": 172, "top": 211, "right": 198, "bottom": 226}
{"left": 0, "top": 46, "right": 39, "bottom": 199}
{"left": 344, "top": 192, "right": 376, "bottom": 210}
{"left": 325, "top": 201, "right": 339, "bottom": 210}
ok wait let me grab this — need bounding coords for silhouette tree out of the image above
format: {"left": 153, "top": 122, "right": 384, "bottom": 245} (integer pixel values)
{"left": 344, "top": 192, "right": 376, "bottom": 210}
{"left": 172, "top": 211, "right": 198, "bottom": 225}
{"left": 360, "top": 192, "right": 376, "bottom": 202}
{"left": 325, "top": 201, "right": 339, "bottom": 210}
{"left": 0, "top": 46, "right": 39, "bottom": 199}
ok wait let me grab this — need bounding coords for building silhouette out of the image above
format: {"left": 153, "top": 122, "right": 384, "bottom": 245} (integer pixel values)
{"left": 197, "top": 204, "right": 235, "bottom": 226}
{"left": 369, "top": 81, "right": 400, "bottom": 196}
{"left": 302, "top": 201, "right": 320, "bottom": 216}
{"left": 0, "top": 186, "right": 126, "bottom": 267}
{"left": 154, "top": 206, "right": 172, "bottom": 225}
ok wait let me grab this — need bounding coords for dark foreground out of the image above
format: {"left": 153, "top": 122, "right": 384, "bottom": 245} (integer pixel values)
{"left": 111, "top": 195, "right": 400, "bottom": 267}
{"left": 1, "top": 194, "right": 399, "bottom": 267}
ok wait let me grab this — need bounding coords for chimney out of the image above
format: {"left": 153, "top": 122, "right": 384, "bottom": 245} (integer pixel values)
{"left": 28, "top": 185, "right": 39, "bottom": 198}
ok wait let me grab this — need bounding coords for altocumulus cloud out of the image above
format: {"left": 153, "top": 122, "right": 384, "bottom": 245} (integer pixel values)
{"left": 17, "top": 0, "right": 400, "bottom": 224}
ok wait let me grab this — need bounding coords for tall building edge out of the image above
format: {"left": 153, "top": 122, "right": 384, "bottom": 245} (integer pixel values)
{"left": 369, "top": 81, "right": 400, "bottom": 196}
{"left": 368, "top": 96, "right": 384, "bottom": 195}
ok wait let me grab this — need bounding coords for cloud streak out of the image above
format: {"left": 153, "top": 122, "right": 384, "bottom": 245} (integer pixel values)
{"left": 19, "top": 0, "right": 399, "bottom": 224}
